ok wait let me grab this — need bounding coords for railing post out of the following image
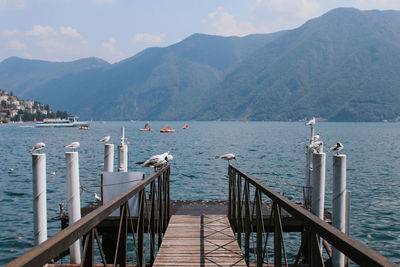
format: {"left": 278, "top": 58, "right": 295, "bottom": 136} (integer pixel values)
{"left": 138, "top": 190, "right": 145, "bottom": 267}
{"left": 273, "top": 202, "right": 282, "bottom": 267}
{"left": 150, "top": 180, "right": 156, "bottom": 264}
{"left": 82, "top": 229, "right": 94, "bottom": 267}
{"left": 255, "top": 189, "right": 263, "bottom": 267}
{"left": 158, "top": 174, "right": 163, "bottom": 248}
{"left": 115, "top": 202, "right": 127, "bottom": 267}
{"left": 236, "top": 174, "right": 242, "bottom": 247}
{"left": 163, "top": 171, "right": 168, "bottom": 232}
{"left": 244, "top": 180, "right": 251, "bottom": 265}
{"left": 228, "top": 166, "right": 232, "bottom": 221}
{"left": 232, "top": 170, "right": 237, "bottom": 232}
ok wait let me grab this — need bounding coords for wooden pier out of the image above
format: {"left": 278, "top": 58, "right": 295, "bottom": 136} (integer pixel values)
{"left": 6, "top": 165, "right": 398, "bottom": 267}
{"left": 153, "top": 215, "right": 246, "bottom": 266}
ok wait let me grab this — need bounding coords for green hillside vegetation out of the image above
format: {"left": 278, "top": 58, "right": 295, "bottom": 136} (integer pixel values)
{"left": 1, "top": 8, "right": 400, "bottom": 121}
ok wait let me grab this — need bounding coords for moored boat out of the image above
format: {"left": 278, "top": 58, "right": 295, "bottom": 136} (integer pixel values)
{"left": 35, "top": 117, "right": 89, "bottom": 128}
{"left": 160, "top": 125, "right": 175, "bottom": 133}
{"left": 140, "top": 121, "right": 153, "bottom": 131}
{"left": 183, "top": 124, "right": 188, "bottom": 129}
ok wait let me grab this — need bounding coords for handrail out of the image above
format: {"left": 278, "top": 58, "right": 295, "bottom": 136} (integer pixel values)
{"left": 228, "top": 164, "right": 397, "bottom": 267}
{"left": 6, "top": 165, "right": 170, "bottom": 267}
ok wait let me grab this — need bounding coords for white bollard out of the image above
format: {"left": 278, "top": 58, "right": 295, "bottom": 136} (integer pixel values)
{"left": 304, "top": 126, "right": 314, "bottom": 208}
{"left": 118, "top": 127, "right": 128, "bottom": 172}
{"left": 311, "top": 152, "right": 326, "bottom": 219}
{"left": 104, "top": 143, "right": 114, "bottom": 172}
{"left": 32, "top": 153, "right": 47, "bottom": 245}
{"left": 65, "top": 152, "right": 81, "bottom": 264}
{"left": 332, "top": 154, "right": 347, "bottom": 267}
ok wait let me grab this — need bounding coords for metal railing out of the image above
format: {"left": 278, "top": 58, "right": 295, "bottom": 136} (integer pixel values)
{"left": 228, "top": 164, "right": 397, "bottom": 267}
{"left": 6, "top": 165, "right": 170, "bottom": 267}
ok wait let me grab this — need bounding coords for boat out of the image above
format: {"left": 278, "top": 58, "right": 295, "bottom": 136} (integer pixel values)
{"left": 79, "top": 126, "right": 89, "bottom": 130}
{"left": 35, "top": 117, "right": 89, "bottom": 128}
{"left": 140, "top": 121, "right": 153, "bottom": 131}
{"left": 183, "top": 124, "right": 188, "bottom": 130}
{"left": 160, "top": 125, "right": 175, "bottom": 133}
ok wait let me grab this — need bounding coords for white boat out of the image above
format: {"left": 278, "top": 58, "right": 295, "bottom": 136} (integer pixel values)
{"left": 35, "top": 117, "right": 89, "bottom": 128}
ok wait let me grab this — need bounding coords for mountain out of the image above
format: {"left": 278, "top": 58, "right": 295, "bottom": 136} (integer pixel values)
{"left": 19, "top": 33, "right": 284, "bottom": 120}
{"left": 197, "top": 8, "right": 400, "bottom": 121}
{"left": 0, "top": 57, "right": 110, "bottom": 96}
{"left": 1, "top": 8, "right": 400, "bottom": 121}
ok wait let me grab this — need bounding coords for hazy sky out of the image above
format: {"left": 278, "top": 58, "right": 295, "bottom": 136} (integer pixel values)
{"left": 1, "top": 0, "right": 399, "bottom": 63}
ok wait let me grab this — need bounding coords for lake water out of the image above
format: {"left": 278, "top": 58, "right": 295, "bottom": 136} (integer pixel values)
{"left": 0, "top": 121, "right": 399, "bottom": 265}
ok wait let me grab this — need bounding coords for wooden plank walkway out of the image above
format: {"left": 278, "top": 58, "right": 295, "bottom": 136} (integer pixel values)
{"left": 153, "top": 215, "right": 246, "bottom": 266}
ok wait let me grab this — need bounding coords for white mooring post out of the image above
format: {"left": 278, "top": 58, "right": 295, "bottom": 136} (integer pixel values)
{"left": 311, "top": 152, "right": 326, "bottom": 219}
{"left": 104, "top": 143, "right": 114, "bottom": 172}
{"left": 305, "top": 125, "right": 315, "bottom": 208}
{"left": 118, "top": 127, "right": 128, "bottom": 172}
{"left": 65, "top": 151, "right": 81, "bottom": 264}
{"left": 32, "top": 153, "right": 47, "bottom": 245}
{"left": 332, "top": 154, "right": 347, "bottom": 267}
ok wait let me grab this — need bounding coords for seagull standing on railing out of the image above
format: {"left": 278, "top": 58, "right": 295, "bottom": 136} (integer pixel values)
{"left": 329, "top": 142, "right": 344, "bottom": 155}
{"left": 216, "top": 153, "right": 236, "bottom": 164}
{"left": 98, "top": 136, "right": 111, "bottom": 143}
{"left": 29, "top": 142, "right": 46, "bottom": 153}
{"left": 306, "top": 117, "right": 316, "bottom": 126}
{"left": 136, "top": 151, "right": 173, "bottom": 170}
{"left": 64, "top": 142, "right": 80, "bottom": 152}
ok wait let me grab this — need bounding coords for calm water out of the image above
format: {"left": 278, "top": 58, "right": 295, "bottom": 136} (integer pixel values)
{"left": 0, "top": 121, "right": 399, "bottom": 264}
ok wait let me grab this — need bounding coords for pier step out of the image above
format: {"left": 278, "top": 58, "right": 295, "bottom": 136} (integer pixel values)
{"left": 153, "top": 215, "right": 246, "bottom": 266}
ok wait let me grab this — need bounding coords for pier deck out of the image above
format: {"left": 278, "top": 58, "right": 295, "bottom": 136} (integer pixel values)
{"left": 153, "top": 215, "right": 246, "bottom": 266}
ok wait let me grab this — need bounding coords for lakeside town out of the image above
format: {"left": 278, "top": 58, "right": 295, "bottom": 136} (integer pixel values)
{"left": 0, "top": 89, "right": 69, "bottom": 123}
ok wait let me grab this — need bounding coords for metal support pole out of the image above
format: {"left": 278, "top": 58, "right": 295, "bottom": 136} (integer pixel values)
{"left": 32, "top": 153, "right": 47, "bottom": 245}
{"left": 104, "top": 143, "right": 114, "bottom": 172}
{"left": 305, "top": 125, "right": 314, "bottom": 208}
{"left": 332, "top": 154, "right": 347, "bottom": 267}
{"left": 118, "top": 128, "right": 128, "bottom": 172}
{"left": 65, "top": 151, "right": 81, "bottom": 264}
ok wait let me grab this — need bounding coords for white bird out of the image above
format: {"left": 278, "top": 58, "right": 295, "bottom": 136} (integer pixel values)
{"left": 216, "top": 153, "right": 236, "bottom": 163}
{"left": 329, "top": 142, "right": 344, "bottom": 155}
{"left": 312, "top": 133, "right": 320, "bottom": 142}
{"left": 305, "top": 117, "right": 316, "bottom": 126}
{"left": 306, "top": 141, "right": 323, "bottom": 153}
{"left": 50, "top": 171, "right": 56, "bottom": 176}
{"left": 9, "top": 168, "right": 14, "bottom": 172}
{"left": 64, "top": 141, "right": 80, "bottom": 152}
{"left": 94, "top": 193, "right": 101, "bottom": 202}
{"left": 98, "top": 136, "right": 111, "bottom": 143}
{"left": 29, "top": 142, "right": 45, "bottom": 153}
{"left": 136, "top": 151, "right": 172, "bottom": 170}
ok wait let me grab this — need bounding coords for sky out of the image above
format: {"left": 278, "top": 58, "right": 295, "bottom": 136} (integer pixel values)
{"left": 1, "top": 0, "right": 400, "bottom": 63}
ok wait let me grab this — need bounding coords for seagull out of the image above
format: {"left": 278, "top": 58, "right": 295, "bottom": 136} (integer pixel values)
{"left": 94, "top": 193, "right": 101, "bottom": 202}
{"left": 98, "top": 136, "right": 111, "bottom": 143}
{"left": 136, "top": 151, "right": 172, "bottom": 170}
{"left": 305, "top": 117, "right": 316, "bottom": 126}
{"left": 50, "top": 171, "right": 56, "bottom": 176}
{"left": 312, "top": 133, "right": 320, "bottom": 142}
{"left": 216, "top": 153, "right": 236, "bottom": 163}
{"left": 306, "top": 141, "right": 323, "bottom": 153}
{"left": 29, "top": 142, "right": 45, "bottom": 153}
{"left": 329, "top": 142, "right": 344, "bottom": 155}
{"left": 64, "top": 142, "right": 80, "bottom": 152}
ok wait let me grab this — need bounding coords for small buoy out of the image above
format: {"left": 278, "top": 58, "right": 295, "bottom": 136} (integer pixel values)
{"left": 367, "top": 234, "right": 372, "bottom": 238}
{"left": 17, "top": 236, "right": 22, "bottom": 240}
{"left": 9, "top": 168, "right": 14, "bottom": 172}
{"left": 50, "top": 171, "right": 56, "bottom": 176}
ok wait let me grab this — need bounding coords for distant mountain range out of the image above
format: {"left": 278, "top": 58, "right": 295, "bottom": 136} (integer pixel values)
{"left": 1, "top": 8, "right": 400, "bottom": 121}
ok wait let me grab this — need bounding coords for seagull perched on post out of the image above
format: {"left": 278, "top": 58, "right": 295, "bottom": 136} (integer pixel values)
{"left": 29, "top": 142, "right": 45, "bottom": 153}
{"left": 98, "top": 136, "right": 111, "bottom": 143}
{"left": 305, "top": 117, "right": 316, "bottom": 126}
{"left": 312, "top": 133, "right": 320, "bottom": 142}
{"left": 329, "top": 142, "right": 344, "bottom": 155}
{"left": 93, "top": 193, "right": 101, "bottom": 202}
{"left": 306, "top": 141, "right": 323, "bottom": 153}
{"left": 216, "top": 153, "right": 236, "bottom": 164}
{"left": 136, "top": 151, "right": 172, "bottom": 170}
{"left": 64, "top": 142, "right": 80, "bottom": 152}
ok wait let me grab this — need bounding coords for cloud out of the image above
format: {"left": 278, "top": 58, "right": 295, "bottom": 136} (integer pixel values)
{"left": 206, "top": 7, "right": 256, "bottom": 36}
{"left": 135, "top": 33, "right": 165, "bottom": 45}
{"left": 102, "top": 37, "right": 125, "bottom": 62}
{"left": 0, "top": 0, "right": 28, "bottom": 9}
{"left": 27, "top": 25, "right": 57, "bottom": 36}
{"left": 353, "top": 0, "right": 400, "bottom": 10}
{"left": 91, "top": 0, "right": 115, "bottom": 4}
{"left": 7, "top": 39, "right": 26, "bottom": 50}
{"left": 2, "top": 29, "right": 19, "bottom": 36}
{"left": 256, "top": 0, "right": 321, "bottom": 19}
{"left": 60, "top": 26, "right": 81, "bottom": 38}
